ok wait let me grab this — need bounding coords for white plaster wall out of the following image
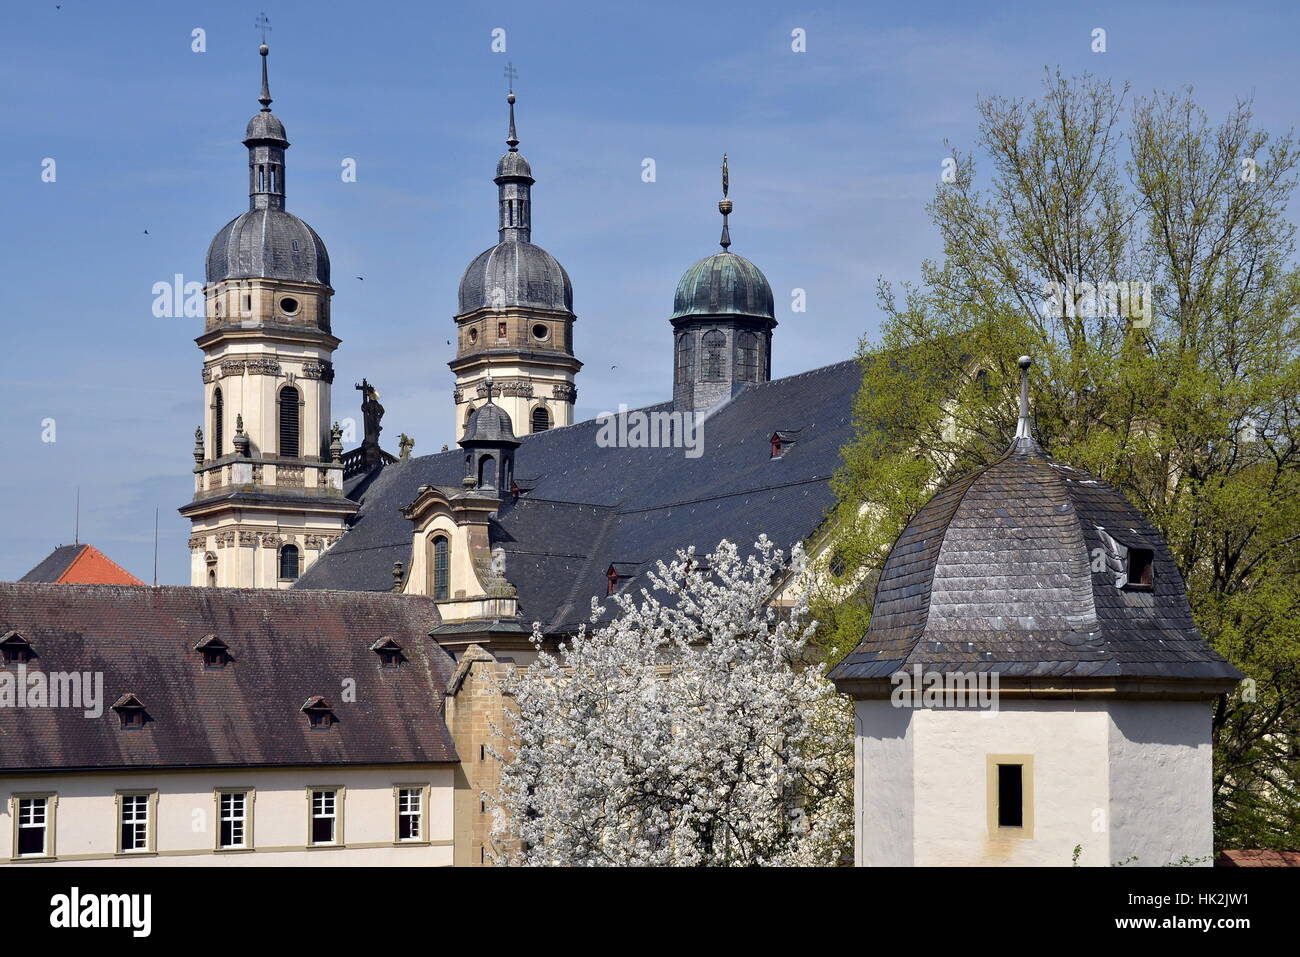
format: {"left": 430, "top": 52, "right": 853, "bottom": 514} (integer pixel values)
{"left": 1106, "top": 699, "right": 1215, "bottom": 866}
{"left": 854, "top": 700, "right": 914, "bottom": 866}
{"left": 1, "top": 766, "right": 454, "bottom": 866}
{"left": 909, "top": 702, "right": 1110, "bottom": 866}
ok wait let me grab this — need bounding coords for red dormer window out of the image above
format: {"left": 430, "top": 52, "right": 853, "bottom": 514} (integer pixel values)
{"left": 301, "top": 696, "right": 336, "bottom": 730}
{"left": 112, "top": 694, "right": 149, "bottom": 730}
{"left": 770, "top": 434, "right": 783, "bottom": 458}
{"left": 607, "top": 566, "right": 619, "bottom": 596}
{"left": 0, "top": 631, "right": 34, "bottom": 665}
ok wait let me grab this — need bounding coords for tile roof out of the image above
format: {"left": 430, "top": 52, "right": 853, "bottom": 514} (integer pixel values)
{"left": 18, "top": 544, "right": 145, "bottom": 586}
{"left": 0, "top": 583, "right": 456, "bottom": 772}
{"left": 829, "top": 440, "right": 1243, "bottom": 684}
{"left": 296, "top": 359, "right": 863, "bottom": 632}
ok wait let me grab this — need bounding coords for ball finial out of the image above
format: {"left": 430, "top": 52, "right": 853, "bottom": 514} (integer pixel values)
{"left": 1018, "top": 355, "right": 1032, "bottom": 370}
{"left": 259, "top": 43, "right": 269, "bottom": 56}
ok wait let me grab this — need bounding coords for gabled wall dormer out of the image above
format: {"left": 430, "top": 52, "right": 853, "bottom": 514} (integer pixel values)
{"left": 0, "top": 631, "right": 35, "bottom": 665}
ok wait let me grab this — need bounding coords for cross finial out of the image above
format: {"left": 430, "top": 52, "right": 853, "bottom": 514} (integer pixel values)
{"left": 255, "top": 12, "right": 271, "bottom": 45}
{"left": 484, "top": 376, "right": 495, "bottom": 402}
{"left": 504, "top": 61, "right": 518, "bottom": 92}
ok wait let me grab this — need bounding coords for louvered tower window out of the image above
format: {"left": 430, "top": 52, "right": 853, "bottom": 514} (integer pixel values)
{"left": 531, "top": 406, "right": 551, "bottom": 433}
{"left": 213, "top": 388, "right": 224, "bottom": 457}
{"left": 278, "top": 386, "right": 300, "bottom": 458}
{"left": 675, "top": 333, "right": 695, "bottom": 386}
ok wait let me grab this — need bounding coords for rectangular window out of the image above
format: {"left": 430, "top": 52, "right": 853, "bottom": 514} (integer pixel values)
{"left": 120, "top": 794, "right": 150, "bottom": 852}
{"left": 1127, "top": 548, "right": 1154, "bottom": 589}
{"left": 17, "top": 797, "right": 48, "bottom": 857}
{"left": 310, "top": 789, "right": 337, "bottom": 846}
{"left": 997, "top": 764, "right": 1023, "bottom": 828}
{"left": 219, "top": 791, "right": 248, "bottom": 849}
{"left": 397, "top": 788, "right": 422, "bottom": 841}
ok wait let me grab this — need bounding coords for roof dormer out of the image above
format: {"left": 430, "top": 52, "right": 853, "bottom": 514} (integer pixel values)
{"left": 112, "top": 694, "right": 150, "bottom": 730}
{"left": 606, "top": 562, "right": 642, "bottom": 596}
{"left": 370, "top": 636, "right": 405, "bottom": 668}
{"left": 194, "top": 634, "right": 232, "bottom": 669}
{"left": 301, "top": 696, "right": 336, "bottom": 730}
{"left": 770, "top": 429, "right": 801, "bottom": 459}
{"left": 0, "top": 631, "right": 34, "bottom": 665}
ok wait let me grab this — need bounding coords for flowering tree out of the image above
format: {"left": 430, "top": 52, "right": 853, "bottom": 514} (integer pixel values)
{"left": 490, "top": 536, "right": 852, "bottom": 866}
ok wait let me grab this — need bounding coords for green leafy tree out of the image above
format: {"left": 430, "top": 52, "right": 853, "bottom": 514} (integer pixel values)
{"left": 816, "top": 71, "right": 1300, "bottom": 850}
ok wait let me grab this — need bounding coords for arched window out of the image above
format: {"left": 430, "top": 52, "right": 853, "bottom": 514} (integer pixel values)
{"left": 736, "top": 332, "right": 759, "bottom": 382}
{"left": 675, "top": 333, "right": 695, "bottom": 386}
{"left": 478, "top": 454, "right": 496, "bottom": 488}
{"left": 279, "top": 544, "right": 300, "bottom": 581}
{"left": 213, "top": 388, "right": 224, "bottom": 458}
{"left": 464, "top": 404, "right": 475, "bottom": 426}
{"left": 531, "top": 406, "right": 551, "bottom": 434}
{"left": 430, "top": 535, "right": 449, "bottom": 600}
{"left": 703, "top": 330, "right": 726, "bottom": 382}
{"left": 278, "top": 386, "right": 301, "bottom": 458}
{"left": 207, "top": 568, "right": 217, "bottom": 588}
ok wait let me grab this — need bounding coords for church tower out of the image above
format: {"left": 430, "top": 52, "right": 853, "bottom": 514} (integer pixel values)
{"left": 671, "top": 156, "right": 776, "bottom": 413}
{"left": 450, "top": 88, "right": 580, "bottom": 437}
{"left": 180, "top": 43, "right": 356, "bottom": 589}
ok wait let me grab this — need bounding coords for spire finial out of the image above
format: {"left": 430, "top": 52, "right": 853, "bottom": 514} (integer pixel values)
{"left": 504, "top": 63, "right": 520, "bottom": 151}
{"left": 257, "top": 41, "right": 272, "bottom": 112}
{"left": 484, "top": 376, "right": 496, "bottom": 403}
{"left": 718, "top": 154, "right": 733, "bottom": 251}
{"left": 1014, "top": 355, "right": 1033, "bottom": 440}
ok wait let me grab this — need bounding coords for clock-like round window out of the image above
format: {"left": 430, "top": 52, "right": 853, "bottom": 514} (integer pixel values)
{"left": 280, "top": 296, "right": 300, "bottom": 316}
{"left": 532, "top": 323, "right": 549, "bottom": 341}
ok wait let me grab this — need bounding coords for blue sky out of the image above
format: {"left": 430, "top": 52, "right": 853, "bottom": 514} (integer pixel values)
{"left": 2, "top": 0, "right": 1297, "bottom": 584}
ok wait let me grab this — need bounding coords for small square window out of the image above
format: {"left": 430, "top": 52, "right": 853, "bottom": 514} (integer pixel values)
{"left": 1126, "top": 548, "right": 1154, "bottom": 589}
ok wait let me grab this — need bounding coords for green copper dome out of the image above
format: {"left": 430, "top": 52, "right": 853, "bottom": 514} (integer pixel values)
{"left": 671, "top": 251, "right": 774, "bottom": 320}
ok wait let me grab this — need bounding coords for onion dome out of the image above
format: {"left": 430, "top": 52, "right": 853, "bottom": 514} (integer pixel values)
{"left": 205, "top": 44, "right": 330, "bottom": 286}
{"left": 456, "top": 89, "right": 573, "bottom": 315}
{"left": 670, "top": 154, "right": 774, "bottom": 321}
{"left": 830, "top": 357, "right": 1242, "bottom": 686}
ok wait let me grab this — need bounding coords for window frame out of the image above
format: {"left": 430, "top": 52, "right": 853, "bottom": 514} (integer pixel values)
{"left": 306, "top": 786, "right": 345, "bottom": 848}
{"left": 10, "top": 792, "right": 56, "bottom": 861}
{"left": 985, "top": 754, "right": 1034, "bottom": 839}
{"left": 429, "top": 534, "right": 450, "bottom": 601}
{"left": 115, "top": 789, "right": 159, "bottom": 856}
{"left": 277, "top": 384, "right": 302, "bottom": 459}
{"left": 279, "top": 543, "right": 301, "bottom": 582}
{"left": 214, "top": 788, "right": 255, "bottom": 852}
{"left": 393, "top": 784, "right": 429, "bottom": 845}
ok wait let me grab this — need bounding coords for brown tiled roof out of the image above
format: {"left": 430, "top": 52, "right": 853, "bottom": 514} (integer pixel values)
{"left": 0, "top": 583, "right": 456, "bottom": 771}
{"left": 1217, "top": 849, "right": 1300, "bottom": 867}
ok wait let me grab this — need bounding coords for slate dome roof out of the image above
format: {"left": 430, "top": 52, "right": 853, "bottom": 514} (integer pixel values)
{"left": 496, "top": 151, "right": 533, "bottom": 180}
{"left": 672, "top": 251, "right": 774, "bottom": 320}
{"left": 458, "top": 241, "right": 573, "bottom": 314}
{"left": 462, "top": 399, "right": 518, "bottom": 445}
{"left": 830, "top": 428, "right": 1242, "bottom": 684}
{"left": 244, "top": 110, "right": 287, "bottom": 145}
{"left": 206, "top": 208, "right": 330, "bottom": 285}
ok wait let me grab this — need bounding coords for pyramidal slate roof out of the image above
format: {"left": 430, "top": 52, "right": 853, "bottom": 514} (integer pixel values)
{"left": 297, "top": 359, "right": 862, "bottom": 632}
{"left": 0, "top": 584, "right": 457, "bottom": 772}
{"left": 828, "top": 434, "right": 1242, "bottom": 685}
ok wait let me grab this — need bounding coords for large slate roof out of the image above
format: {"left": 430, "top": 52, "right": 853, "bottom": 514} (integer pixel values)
{"left": 297, "top": 359, "right": 862, "bottom": 632}
{"left": 828, "top": 435, "right": 1242, "bottom": 684}
{"left": 0, "top": 584, "right": 456, "bottom": 772}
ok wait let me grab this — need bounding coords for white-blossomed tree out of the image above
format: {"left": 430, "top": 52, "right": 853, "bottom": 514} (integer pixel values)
{"left": 489, "top": 537, "right": 852, "bottom": 866}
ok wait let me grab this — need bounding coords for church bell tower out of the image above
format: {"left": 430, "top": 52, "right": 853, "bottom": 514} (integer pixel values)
{"left": 180, "top": 43, "right": 356, "bottom": 589}
{"left": 450, "top": 85, "right": 581, "bottom": 437}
